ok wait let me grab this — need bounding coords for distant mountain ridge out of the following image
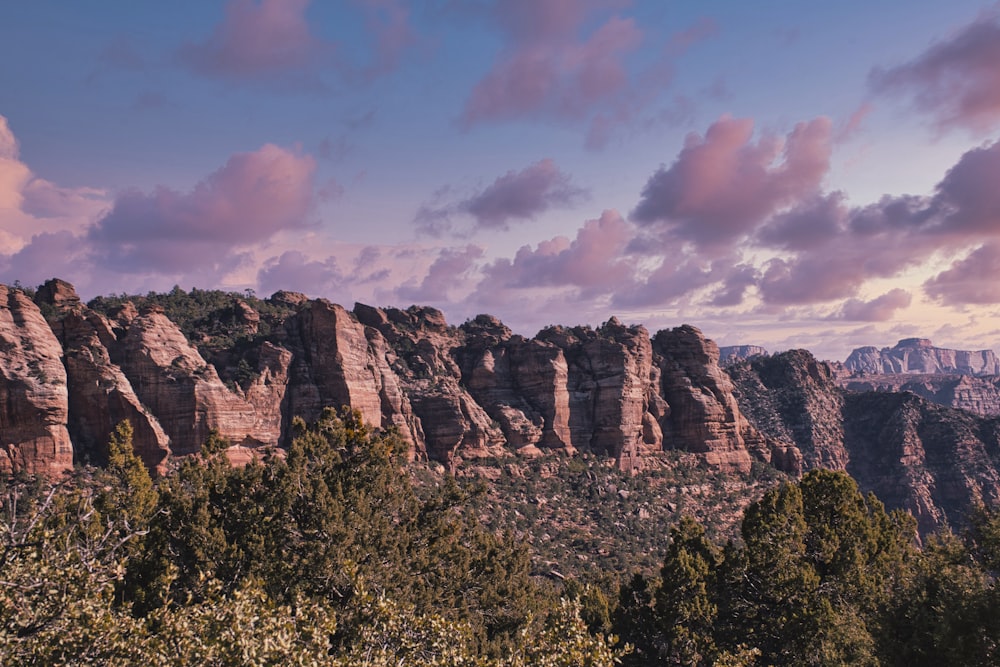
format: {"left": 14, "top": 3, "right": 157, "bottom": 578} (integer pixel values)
{"left": 718, "top": 344, "right": 768, "bottom": 366}
{"left": 844, "top": 337, "right": 1000, "bottom": 376}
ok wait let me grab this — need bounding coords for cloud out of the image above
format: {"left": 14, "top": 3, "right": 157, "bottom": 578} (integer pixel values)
{"left": 88, "top": 144, "right": 316, "bottom": 273}
{"left": 924, "top": 243, "right": 1000, "bottom": 304}
{"left": 459, "top": 1, "right": 714, "bottom": 147}
{"left": 257, "top": 250, "right": 344, "bottom": 296}
{"left": 416, "top": 159, "right": 586, "bottom": 235}
{"left": 0, "top": 231, "right": 88, "bottom": 289}
{"left": 179, "top": 0, "right": 327, "bottom": 84}
{"left": 178, "top": 0, "right": 417, "bottom": 87}
{"left": 835, "top": 289, "right": 912, "bottom": 321}
{"left": 0, "top": 115, "right": 109, "bottom": 254}
{"left": 631, "top": 116, "right": 832, "bottom": 253}
{"left": 870, "top": 9, "right": 1000, "bottom": 133}
{"left": 929, "top": 138, "right": 1000, "bottom": 237}
{"left": 395, "top": 245, "right": 484, "bottom": 303}
{"left": 480, "top": 209, "right": 634, "bottom": 292}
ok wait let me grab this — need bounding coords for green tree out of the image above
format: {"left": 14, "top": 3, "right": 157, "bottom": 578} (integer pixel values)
{"left": 653, "top": 515, "right": 721, "bottom": 665}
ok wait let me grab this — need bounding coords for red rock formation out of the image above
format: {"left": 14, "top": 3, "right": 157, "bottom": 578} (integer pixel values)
{"left": 116, "top": 307, "right": 276, "bottom": 455}
{"left": 653, "top": 325, "right": 758, "bottom": 473}
{"left": 0, "top": 286, "right": 73, "bottom": 475}
{"left": 52, "top": 308, "right": 171, "bottom": 473}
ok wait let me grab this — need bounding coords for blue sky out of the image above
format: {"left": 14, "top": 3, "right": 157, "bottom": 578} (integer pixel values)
{"left": 3, "top": 0, "right": 1000, "bottom": 360}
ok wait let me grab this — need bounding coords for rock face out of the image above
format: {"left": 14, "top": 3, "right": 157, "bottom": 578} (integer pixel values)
{"left": 0, "top": 286, "right": 73, "bottom": 475}
{"left": 2, "top": 279, "right": 771, "bottom": 476}
{"left": 7, "top": 277, "right": 1000, "bottom": 536}
{"left": 51, "top": 307, "right": 171, "bottom": 473}
{"left": 844, "top": 338, "right": 1000, "bottom": 376}
{"left": 728, "top": 348, "right": 1000, "bottom": 533}
{"left": 653, "top": 326, "right": 764, "bottom": 473}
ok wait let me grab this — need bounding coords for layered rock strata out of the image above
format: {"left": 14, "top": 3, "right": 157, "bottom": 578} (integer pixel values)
{"left": 0, "top": 286, "right": 74, "bottom": 475}
{"left": 5, "top": 279, "right": 768, "bottom": 476}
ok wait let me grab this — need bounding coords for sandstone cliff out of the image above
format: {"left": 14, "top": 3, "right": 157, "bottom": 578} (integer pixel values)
{"left": 0, "top": 286, "right": 73, "bottom": 475}
{"left": 3, "top": 279, "right": 765, "bottom": 476}
{"left": 6, "top": 278, "right": 1000, "bottom": 535}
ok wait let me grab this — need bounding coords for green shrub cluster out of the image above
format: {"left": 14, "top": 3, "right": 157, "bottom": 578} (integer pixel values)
{"left": 615, "top": 469, "right": 1000, "bottom": 666}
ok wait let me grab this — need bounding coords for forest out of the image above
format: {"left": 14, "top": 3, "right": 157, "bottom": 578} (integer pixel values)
{"left": 1, "top": 408, "right": 999, "bottom": 665}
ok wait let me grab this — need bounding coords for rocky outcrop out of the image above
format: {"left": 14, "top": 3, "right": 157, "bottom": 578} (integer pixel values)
{"left": 728, "top": 350, "right": 847, "bottom": 473}
{"left": 534, "top": 318, "right": 659, "bottom": 469}
{"left": 842, "top": 393, "right": 1000, "bottom": 534}
{"left": 49, "top": 307, "right": 171, "bottom": 473}
{"left": 844, "top": 338, "right": 1000, "bottom": 376}
{"left": 355, "top": 304, "right": 503, "bottom": 463}
{"left": 653, "top": 326, "right": 763, "bottom": 473}
{"left": 0, "top": 286, "right": 73, "bottom": 475}
{"left": 3, "top": 280, "right": 774, "bottom": 476}
{"left": 115, "top": 307, "right": 278, "bottom": 456}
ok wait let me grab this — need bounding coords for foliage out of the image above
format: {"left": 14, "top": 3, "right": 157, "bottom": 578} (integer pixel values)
{"left": 6, "top": 420, "right": 1000, "bottom": 665}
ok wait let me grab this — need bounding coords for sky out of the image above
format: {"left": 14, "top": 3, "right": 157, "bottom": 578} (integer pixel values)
{"left": 3, "top": 1, "right": 1000, "bottom": 361}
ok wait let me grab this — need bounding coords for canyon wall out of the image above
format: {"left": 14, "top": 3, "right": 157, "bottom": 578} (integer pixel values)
{"left": 5, "top": 279, "right": 1000, "bottom": 533}
{"left": 4, "top": 279, "right": 765, "bottom": 476}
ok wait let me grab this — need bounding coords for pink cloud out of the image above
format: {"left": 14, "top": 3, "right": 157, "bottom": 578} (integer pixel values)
{"left": 395, "top": 245, "right": 484, "bottom": 303}
{"left": 0, "top": 116, "right": 109, "bottom": 253}
{"left": 924, "top": 242, "right": 1000, "bottom": 304}
{"left": 257, "top": 250, "right": 344, "bottom": 296}
{"left": 631, "top": 116, "right": 832, "bottom": 252}
{"left": 89, "top": 144, "right": 316, "bottom": 272}
{"left": 415, "top": 159, "right": 585, "bottom": 235}
{"left": 929, "top": 138, "right": 1000, "bottom": 237}
{"left": 870, "top": 9, "right": 1000, "bottom": 133}
{"left": 835, "top": 289, "right": 912, "bottom": 322}
{"left": 460, "top": 2, "right": 639, "bottom": 126}
{"left": 480, "top": 209, "right": 634, "bottom": 292}
{"left": 180, "top": 0, "right": 327, "bottom": 82}
{"left": 465, "top": 158, "right": 585, "bottom": 228}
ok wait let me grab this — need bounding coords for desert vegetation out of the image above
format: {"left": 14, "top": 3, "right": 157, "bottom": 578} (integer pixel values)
{"left": 1, "top": 410, "right": 998, "bottom": 665}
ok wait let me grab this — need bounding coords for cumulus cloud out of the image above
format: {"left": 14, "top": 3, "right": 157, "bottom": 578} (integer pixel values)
{"left": 835, "top": 289, "right": 912, "bottom": 322}
{"left": 88, "top": 144, "right": 316, "bottom": 273}
{"left": 416, "top": 159, "right": 586, "bottom": 235}
{"left": 179, "top": 0, "right": 416, "bottom": 87}
{"left": 929, "top": 138, "right": 1000, "bottom": 237}
{"left": 924, "top": 243, "right": 1000, "bottom": 304}
{"left": 179, "top": 0, "right": 327, "bottom": 83}
{"left": 0, "top": 115, "right": 109, "bottom": 256}
{"left": 480, "top": 209, "right": 633, "bottom": 292}
{"left": 631, "top": 116, "right": 832, "bottom": 253}
{"left": 870, "top": 9, "right": 1000, "bottom": 134}
{"left": 459, "top": 1, "right": 714, "bottom": 147}
{"left": 257, "top": 250, "right": 344, "bottom": 296}
{"left": 395, "top": 245, "right": 484, "bottom": 303}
